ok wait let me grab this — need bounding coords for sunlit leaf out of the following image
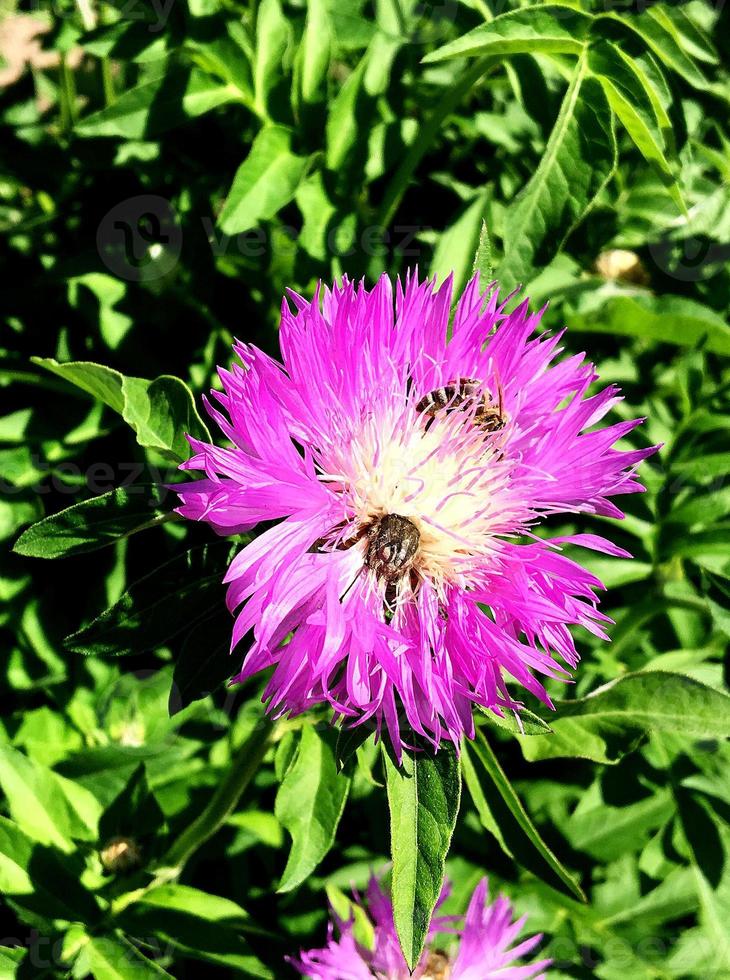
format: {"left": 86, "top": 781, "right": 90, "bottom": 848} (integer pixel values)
{"left": 384, "top": 742, "right": 461, "bottom": 969}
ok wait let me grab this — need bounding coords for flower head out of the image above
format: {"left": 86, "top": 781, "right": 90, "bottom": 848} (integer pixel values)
{"left": 176, "top": 274, "right": 655, "bottom": 754}
{"left": 291, "top": 875, "right": 550, "bottom": 979}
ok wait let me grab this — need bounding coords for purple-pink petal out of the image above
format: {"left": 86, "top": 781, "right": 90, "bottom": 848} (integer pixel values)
{"left": 175, "top": 273, "right": 657, "bottom": 753}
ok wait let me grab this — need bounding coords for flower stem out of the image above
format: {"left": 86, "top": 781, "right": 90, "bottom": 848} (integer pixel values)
{"left": 374, "top": 55, "right": 495, "bottom": 230}
{"left": 59, "top": 55, "right": 79, "bottom": 133}
{"left": 161, "top": 717, "right": 275, "bottom": 873}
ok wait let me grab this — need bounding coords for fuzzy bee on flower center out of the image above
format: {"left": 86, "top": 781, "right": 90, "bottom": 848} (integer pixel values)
{"left": 365, "top": 513, "right": 420, "bottom": 582}
{"left": 416, "top": 377, "right": 506, "bottom": 433}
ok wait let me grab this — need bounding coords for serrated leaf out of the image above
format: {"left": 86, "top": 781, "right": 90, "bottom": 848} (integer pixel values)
{"left": 473, "top": 220, "right": 494, "bottom": 289}
{"left": 13, "top": 485, "right": 168, "bottom": 559}
{"left": 604, "top": 7, "right": 709, "bottom": 91}
{"left": 588, "top": 41, "right": 683, "bottom": 212}
{"left": 275, "top": 725, "right": 350, "bottom": 893}
{"left": 463, "top": 731, "right": 585, "bottom": 901}
{"left": 422, "top": 4, "right": 591, "bottom": 64}
{"left": 218, "top": 126, "right": 308, "bottom": 234}
{"left": 497, "top": 55, "right": 616, "bottom": 292}
{"left": 384, "top": 742, "right": 461, "bottom": 970}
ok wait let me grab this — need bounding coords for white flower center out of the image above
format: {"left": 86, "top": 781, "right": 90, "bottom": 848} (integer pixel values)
{"left": 317, "top": 399, "right": 521, "bottom": 588}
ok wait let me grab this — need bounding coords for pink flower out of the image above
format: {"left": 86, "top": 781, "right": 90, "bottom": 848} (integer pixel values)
{"left": 175, "top": 274, "right": 655, "bottom": 755}
{"left": 290, "top": 875, "right": 550, "bottom": 979}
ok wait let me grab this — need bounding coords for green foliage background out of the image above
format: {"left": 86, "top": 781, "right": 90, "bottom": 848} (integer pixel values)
{"left": 2, "top": 0, "right": 730, "bottom": 976}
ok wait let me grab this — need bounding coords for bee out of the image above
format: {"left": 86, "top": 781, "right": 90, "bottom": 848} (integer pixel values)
{"left": 365, "top": 514, "right": 420, "bottom": 582}
{"left": 415, "top": 377, "right": 505, "bottom": 433}
{"left": 422, "top": 950, "right": 451, "bottom": 980}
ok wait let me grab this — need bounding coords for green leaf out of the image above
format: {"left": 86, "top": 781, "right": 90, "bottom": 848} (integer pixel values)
{"left": 0, "top": 744, "right": 101, "bottom": 850}
{"left": 334, "top": 724, "right": 376, "bottom": 773}
{"left": 295, "top": 0, "right": 330, "bottom": 107}
{"left": 563, "top": 780, "right": 673, "bottom": 862}
{"left": 170, "top": 610, "right": 234, "bottom": 712}
{"left": 603, "top": 7, "right": 709, "bottom": 90}
{"left": 675, "top": 792, "right": 730, "bottom": 972}
{"left": 120, "top": 376, "right": 210, "bottom": 462}
{"left": 75, "top": 934, "right": 173, "bottom": 978}
{"left": 383, "top": 742, "right": 461, "bottom": 970}
{"left": 117, "top": 886, "right": 271, "bottom": 978}
{"left": 463, "top": 731, "right": 585, "bottom": 901}
{"left": 76, "top": 67, "right": 239, "bottom": 139}
{"left": 63, "top": 542, "right": 233, "bottom": 657}
{"left": 132, "top": 883, "right": 252, "bottom": 927}
{"left": 325, "top": 883, "right": 375, "bottom": 951}
{"left": 473, "top": 219, "right": 494, "bottom": 288}
{"left": 254, "top": 0, "right": 291, "bottom": 118}
{"left": 80, "top": 19, "right": 169, "bottom": 64}
{"left": 13, "top": 485, "right": 169, "bottom": 559}
{"left": 564, "top": 293, "right": 730, "bottom": 356}
{"left": 275, "top": 725, "right": 351, "bottom": 893}
{"left": 325, "top": 55, "right": 369, "bottom": 173}
{"left": 430, "top": 190, "right": 489, "bottom": 297}
{"left": 422, "top": 4, "right": 591, "bottom": 64}
{"left": 0, "top": 946, "right": 24, "bottom": 977}
{"left": 218, "top": 126, "right": 308, "bottom": 235}
{"left": 476, "top": 704, "right": 553, "bottom": 737}
{"left": 0, "top": 816, "right": 101, "bottom": 926}
{"left": 657, "top": 7, "right": 718, "bottom": 65}
{"left": 99, "top": 764, "right": 166, "bottom": 844}
{"left": 670, "top": 454, "right": 730, "bottom": 484}
{"left": 497, "top": 55, "right": 616, "bottom": 292}
{"left": 519, "top": 672, "right": 730, "bottom": 765}
{"left": 587, "top": 42, "right": 683, "bottom": 211}
{"left": 32, "top": 359, "right": 210, "bottom": 462}
{"left": 665, "top": 487, "right": 730, "bottom": 530}
{"left": 31, "top": 358, "right": 126, "bottom": 413}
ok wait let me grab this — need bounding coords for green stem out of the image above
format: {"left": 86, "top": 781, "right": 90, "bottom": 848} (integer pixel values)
{"left": 161, "top": 718, "right": 274, "bottom": 872}
{"left": 101, "top": 58, "right": 115, "bottom": 106}
{"left": 374, "top": 56, "right": 495, "bottom": 229}
{"left": 59, "top": 54, "right": 79, "bottom": 132}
